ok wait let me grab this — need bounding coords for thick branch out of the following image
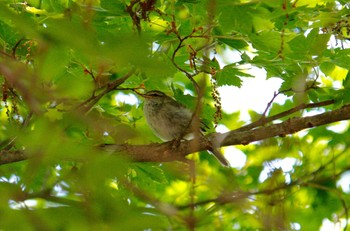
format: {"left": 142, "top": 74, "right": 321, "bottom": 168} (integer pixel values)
{"left": 219, "top": 103, "right": 350, "bottom": 147}
{"left": 0, "top": 150, "right": 27, "bottom": 165}
{"left": 235, "top": 99, "right": 335, "bottom": 132}
{"left": 2, "top": 104, "right": 350, "bottom": 165}
{"left": 105, "top": 104, "right": 350, "bottom": 162}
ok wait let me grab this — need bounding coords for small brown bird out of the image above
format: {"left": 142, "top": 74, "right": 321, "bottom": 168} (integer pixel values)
{"left": 141, "top": 90, "right": 229, "bottom": 166}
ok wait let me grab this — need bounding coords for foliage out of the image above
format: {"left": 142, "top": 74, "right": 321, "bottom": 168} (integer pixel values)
{"left": 0, "top": 0, "right": 350, "bottom": 230}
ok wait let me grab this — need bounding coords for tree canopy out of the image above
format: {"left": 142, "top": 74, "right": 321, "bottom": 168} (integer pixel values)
{"left": 1, "top": 0, "right": 350, "bottom": 230}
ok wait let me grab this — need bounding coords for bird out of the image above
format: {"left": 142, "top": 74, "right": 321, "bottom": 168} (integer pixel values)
{"left": 140, "top": 90, "right": 230, "bottom": 166}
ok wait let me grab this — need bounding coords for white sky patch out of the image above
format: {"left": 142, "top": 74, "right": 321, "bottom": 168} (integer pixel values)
{"left": 115, "top": 92, "right": 139, "bottom": 106}
{"left": 337, "top": 171, "right": 350, "bottom": 193}
{"left": 327, "top": 121, "right": 349, "bottom": 133}
{"left": 328, "top": 34, "right": 350, "bottom": 50}
{"left": 215, "top": 46, "right": 285, "bottom": 118}
{"left": 219, "top": 70, "right": 284, "bottom": 118}
{"left": 215, "top": 124, "right": 229, "bottom": 133}
{"left": 215, "top": 119, "right": 247, "bottom": 169}
{"left": 291, "top": 223, "right": 301, "bottom": 230}
{"left": 220, "top": 48, "right": 242, "bottom": 63}
{"left": 259, "top": 158, "right": 300, "bottom": 183}
{"left": 223, "top": 146, "right": 246, "bottom": 169}
{"left": 320, "top": 218, "right": 346, "bottom": 231}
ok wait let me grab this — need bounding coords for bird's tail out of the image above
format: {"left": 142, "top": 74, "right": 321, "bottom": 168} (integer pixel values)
{"left": 209, "top": 148, "right": 230, "bottom": 167}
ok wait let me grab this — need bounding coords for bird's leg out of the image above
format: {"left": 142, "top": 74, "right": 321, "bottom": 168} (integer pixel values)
{"left": 170, "top": 136, "right": 183, "bottom": 150}
{"left": 170, "top": 125, "right": 191, "bottom": 150}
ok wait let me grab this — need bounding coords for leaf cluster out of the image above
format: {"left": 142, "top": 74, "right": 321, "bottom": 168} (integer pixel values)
{"left": 0, "top": 0, "right": 350, "bottom": 230}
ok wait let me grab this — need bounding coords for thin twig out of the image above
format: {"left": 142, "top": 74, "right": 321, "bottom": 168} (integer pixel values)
{"left": 0, "top": 50, "right": 13, "bottom": 58}
{"left": 178, "top": 152, "right": 350, "bottom": 210}
{"left": 125, "top": 0, "right": 142, "bottom": 34}
{"left": 188, "top": 160, "right": 196, "bottom": 231}
{"left": 168, "top": 16, "right": 203, "bottom": 92}
{"left": 75, "top": 68, "right": 136, "bottom": 113}
{"left": 12, "top": 38, "right": 28, "bottom": 59}
{"left": 235, "top": 99, "right": 335, "bottom": 132}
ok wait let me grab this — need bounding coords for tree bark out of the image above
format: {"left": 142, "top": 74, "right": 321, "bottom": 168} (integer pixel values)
{"left": 1, "top": 104, "right": 350, "bottom": 165}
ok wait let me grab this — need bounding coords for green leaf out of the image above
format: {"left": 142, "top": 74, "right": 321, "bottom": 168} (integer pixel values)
{"left": 343, "top": 71, "right": 350, "bottom": 88}
{"left": 217, "top": 1, "right": 254, "bottom": 34}
{"left": 100, "top": 0, "right": 126, "bottom": 15}
{"left": 218, "top": 37, "right": 248, "bottom": 50}
{"left": 215, "top": 66, "right": 252, "bottom": 87}
{"left": 134, "top": 164, "right": 169, "bottom": 185}
{"left": 250, "top": 30, "right": 282, "bottom": 53}
{"left": 1, "top": 0, "right": 350, "bottom": 230}
{"left": 288, "top": 28, "right": 331, "bottom": 57}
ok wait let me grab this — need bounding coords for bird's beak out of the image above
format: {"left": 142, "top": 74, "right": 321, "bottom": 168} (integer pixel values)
{"left": 134, "top": 90, "right": 147, "bottom": 98}
{"left": 136, "top": 92, "right": 153, "bottom": 99}
{"left": 141, "top": 94, "right": 152, "bottom": 99}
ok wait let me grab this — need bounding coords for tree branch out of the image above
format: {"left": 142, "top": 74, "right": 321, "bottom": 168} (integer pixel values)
{"left": 1, "top": 104, "right": 350, "bottom": 165}
{"left": 74, "top": 68, "right": 136, "bottom": 113}
{"left": 218, "top": 103, "right": 349, "bottom": 147}
{"left": 0, "top": 150, "right": 27, "bottom": 165}
{"left": 235, "top": 99, "right": 335, "bottom": 132}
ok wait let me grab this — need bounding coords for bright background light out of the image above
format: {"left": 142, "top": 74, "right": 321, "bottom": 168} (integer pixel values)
{"left": 219, "top": 68, "right": 284, "bottom": 116}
